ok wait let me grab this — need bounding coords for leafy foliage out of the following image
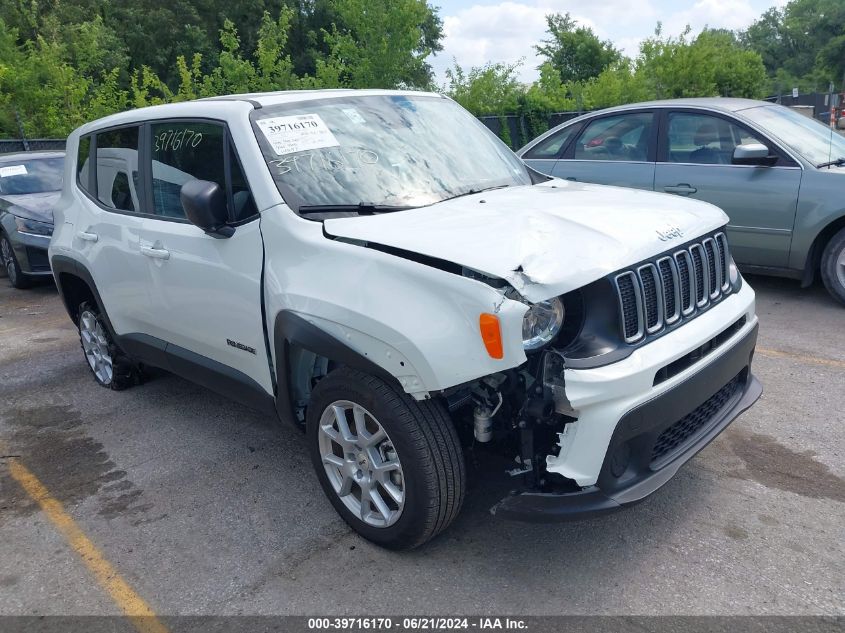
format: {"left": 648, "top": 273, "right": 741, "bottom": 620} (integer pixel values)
{"left": 0, "top": 0, "right": 443, "bottom": 137}
{"left": 741, "top": 0, "right": 845, "bottom": 94}
{"left": 535, "top": 13, "right": 621, "bottom": 83}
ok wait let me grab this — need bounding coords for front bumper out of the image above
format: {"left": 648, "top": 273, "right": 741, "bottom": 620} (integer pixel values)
{"left": 492, "top": 291, "right": 761, "bottom": 522}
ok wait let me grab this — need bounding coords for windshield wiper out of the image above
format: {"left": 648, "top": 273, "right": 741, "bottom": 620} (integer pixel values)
{"left": 816, "top": 156, "right": 845, "bottom": 168}
{"left": 444, "top": 184, "right": 511, "bottom": 202}
{"left": 298, "top": 203, "right": 414, "bottom": 216}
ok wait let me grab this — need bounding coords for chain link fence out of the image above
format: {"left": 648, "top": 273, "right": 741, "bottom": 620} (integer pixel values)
{"left": 0, "top": 138, "right": 66, "bottom": 154}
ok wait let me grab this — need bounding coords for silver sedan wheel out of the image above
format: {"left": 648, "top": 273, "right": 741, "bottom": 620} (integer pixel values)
{"left": 79, "top": 310, "right": 113, "bottom": 384}
{"left": 1, "top": 237, "right": 16, "bottom": 285}
{"left": 837, "top": 246, "right": 845, "bottom": 290}
{"left": 317, "top": 400, "right": 405, "bottom": 528}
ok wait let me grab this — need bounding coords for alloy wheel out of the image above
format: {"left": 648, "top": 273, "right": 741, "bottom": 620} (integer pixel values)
{"left": 79, "top": 310, "right": 113, "bottom": 384}
{"left": 1, "top": 237, "right": 16, "bottom": 285}
{"left": 317, "top": 400, "right": 405, "bottom": 528}
{"left": 837, "top": 246, "right": 845, "bottom": 291}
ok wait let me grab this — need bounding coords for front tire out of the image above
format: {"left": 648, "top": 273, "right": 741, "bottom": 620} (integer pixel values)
{"left": 307, "top": 367, "right": 465, "bottom": 549}
{"left": 1, "top": 233, "right": 32, "bottom": 289}
{"left": 820, "top": 227, "right": 845, "bottom": 306}
{"left": 77, "top": 301, "right": 139, "bottom": 390}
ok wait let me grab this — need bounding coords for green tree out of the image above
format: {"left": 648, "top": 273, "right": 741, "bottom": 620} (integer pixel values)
{"left": 742, "top": 0, "right": 845, "bottom": 93}
{"left": 443, "top": 61, "right": 524, "bottom": 116}
{"left": 535, "top": 13, "right": 621, "bottom": 83}
{"left": 324, "top": 0, "right": 442, "bottom": 88}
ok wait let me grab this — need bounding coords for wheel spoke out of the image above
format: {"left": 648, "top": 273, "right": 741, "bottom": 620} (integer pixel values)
{"left": 359, "top": 425, "right": 386, "bottom": 448}
{"left": 322, "top": 453, "right": 345, "bottom": 470}
{"left": 368, "top": 487, "right": 392, "bottom": 521}
{"left": 332, "top": 406, "right": 356, "bottom": 443}
{"left": 381, "top": 480, "right": 403, "bottom": 505}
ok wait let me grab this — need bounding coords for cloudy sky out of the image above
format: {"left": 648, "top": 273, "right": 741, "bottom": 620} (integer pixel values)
{"left": 429, "top": 0, "right": 787, "bottom": 84}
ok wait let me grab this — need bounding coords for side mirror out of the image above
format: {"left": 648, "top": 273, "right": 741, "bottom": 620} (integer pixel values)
{"left": 732, "top": 143, "right": 777, "bottom": 166}
{"left": 180, "top": 179, "right": 234, "bottom": 238}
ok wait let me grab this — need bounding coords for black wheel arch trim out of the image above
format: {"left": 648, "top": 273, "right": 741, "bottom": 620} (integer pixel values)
{"left": 50, "top": 255, "right": 120, "bottom": 335}
{"left": 273, "top": 310, "right": 404, "bottom": 428}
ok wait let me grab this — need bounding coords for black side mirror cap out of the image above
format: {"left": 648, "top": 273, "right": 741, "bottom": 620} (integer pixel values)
{"left": 180, "top": 179, "right": 234, "bottom": 238}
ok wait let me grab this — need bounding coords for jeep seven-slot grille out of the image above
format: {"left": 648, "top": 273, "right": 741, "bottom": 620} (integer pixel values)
{"left": 614, "top": 232, "right": 732, "bottom": 344}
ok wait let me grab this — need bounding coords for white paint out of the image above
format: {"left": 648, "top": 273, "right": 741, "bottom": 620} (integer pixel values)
{"left": 50, "top": 91, "right": 757, "bottom": 506}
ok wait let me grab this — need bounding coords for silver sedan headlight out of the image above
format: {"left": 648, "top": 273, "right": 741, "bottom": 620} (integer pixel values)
{"left": 14, "top": 216, "right": 53, "bottom": 237}
{"left": 522, "top": 297, "right": 565, "bottom": 350}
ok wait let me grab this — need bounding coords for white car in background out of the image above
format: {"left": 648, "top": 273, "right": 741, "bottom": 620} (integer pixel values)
{"left": 50, "top": 90, "right": 761, "bottom": 549}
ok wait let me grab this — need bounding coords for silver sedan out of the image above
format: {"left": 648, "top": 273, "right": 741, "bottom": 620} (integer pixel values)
{"left": 519, "top": 98, "right": 845, "bottom": 305}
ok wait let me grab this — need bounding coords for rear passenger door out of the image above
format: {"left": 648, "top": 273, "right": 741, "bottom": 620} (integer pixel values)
{"left": 553, "top": 111, "right": 657, "bottom": 190}
{"left": 73, "top": 125, "right": 154, "bottom": 336}
{"left": 137, "top": 120, "right": 272, "bottom": 396}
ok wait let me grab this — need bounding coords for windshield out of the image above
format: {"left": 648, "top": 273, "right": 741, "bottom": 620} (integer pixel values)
{"left": 0, "top": 156, "right": 64, "bottom": 195}
{"left": 250, "top": 94, "right": 531, "bottom": 214}
{"left": 741, "top": 105, "right": 845, "bottom": 167}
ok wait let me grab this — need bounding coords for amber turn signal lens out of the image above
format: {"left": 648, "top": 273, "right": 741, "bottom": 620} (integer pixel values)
{"left": 479, "top": 313, "right": 504, "bottom": 359}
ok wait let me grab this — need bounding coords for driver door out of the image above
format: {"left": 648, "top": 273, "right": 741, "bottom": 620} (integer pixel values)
{"left": 137, "top": 120, "right": 272, "bottom": 397}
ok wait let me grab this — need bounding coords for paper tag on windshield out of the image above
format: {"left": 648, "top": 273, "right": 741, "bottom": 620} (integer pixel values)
{"left": 256, "top": 114, "right": 339, "bottom": 155}
{"left": 0, "top": 165, "right": 27, "bottom": 177}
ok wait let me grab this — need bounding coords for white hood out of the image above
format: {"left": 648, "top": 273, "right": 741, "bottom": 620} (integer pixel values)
{"left": 324, "top": 180, "right": 728, "bottom": 302}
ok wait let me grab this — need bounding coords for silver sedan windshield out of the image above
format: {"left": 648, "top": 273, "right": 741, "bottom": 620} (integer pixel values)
{"left": 742, "top": 105, "right": 845, "bottom": 167}
{"left": 250, "top": 95, "right": 531, "bottom": 213}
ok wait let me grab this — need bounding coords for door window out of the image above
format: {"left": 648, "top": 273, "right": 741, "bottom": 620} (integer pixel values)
{"left": 666, "top": 113, "right": 766, "bottom": 165}
{"left": 151, "top": 122, "right": 225, "bottom": 219}
{"left": 94, "top": 126, "right": 140, "bottom": 212}
{"left": 523, "top": 125, "right": 577, "bottom": 160}
{"left": 573, "top": 113, "right": 653, "bottom": 162}
{"left": 150, "top": 122, "right": 257, "bottom": 221}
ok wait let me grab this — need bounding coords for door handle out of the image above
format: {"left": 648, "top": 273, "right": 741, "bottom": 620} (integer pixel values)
{"left": 140, "top": 245, "right": 170, "bottom": 260}
{"left": 565, "top": 177, "right": 577, "bottom": 181}
{"left": 664, "top": 184, "right": 697, "bottom": 196}
{"left": 77, "top": 231, "right": 98, "bottom": 242}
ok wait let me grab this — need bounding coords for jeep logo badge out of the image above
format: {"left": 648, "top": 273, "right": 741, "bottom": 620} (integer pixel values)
{"left": 656, "top": 226, "right": 684, "bottom": 241}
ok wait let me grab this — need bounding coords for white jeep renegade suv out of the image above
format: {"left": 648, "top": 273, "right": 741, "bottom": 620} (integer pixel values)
{"left": 50, "top": 90, "right": 761, "bottom": 549}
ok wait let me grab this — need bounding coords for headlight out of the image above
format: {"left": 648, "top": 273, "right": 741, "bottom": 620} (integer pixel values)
{"left": 14, "top": 216, "right": 53, "bottom": 237}
{"left": 728, "top": 257, "right": 742, "bottom": 291}
{"left": 522, "top": 297, "right": 565, "bottom": 350}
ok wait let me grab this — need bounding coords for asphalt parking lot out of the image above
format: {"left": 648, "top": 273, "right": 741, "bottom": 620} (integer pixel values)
{"left": 0, "top": 273, "right": 843, "bottom": 617}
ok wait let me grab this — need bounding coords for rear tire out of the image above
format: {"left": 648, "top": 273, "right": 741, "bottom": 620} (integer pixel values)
{"left": 1, "top": 233, "right": 32, "bottom": 289}
{"left": 820, "top": 227, "right": 845, "bottom": 306}
{"left": 77, "top": 301, "right": 139, "bottom": 390}
{"left": 307, "top": 367, "right": 465, "bottom": 549}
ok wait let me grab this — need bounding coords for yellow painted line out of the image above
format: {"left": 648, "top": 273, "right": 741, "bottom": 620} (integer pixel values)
{"left": 7, "top": 458, "right": 169, "bottom": 633}
{"left": 757, "top": 347, "right": 845, "bottom": 370}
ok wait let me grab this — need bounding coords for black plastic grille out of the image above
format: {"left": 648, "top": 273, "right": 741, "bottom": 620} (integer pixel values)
{"left": 651, "top": 373, "right": 743, "bottom": 464}
{"left": 641, "top": 266, "right": 659, "bottom": 329}
{"left": 704, "top": 240, "right": 718, "bottom": 295}
{"left": 676, "top": 253, "right": 692, "bottom": 312}
{"left": 617, "top": 273, "right": 639, "bottom": 340}
{"left": 690, "top": 247, "right": 705, "bottom": 303}
{"left": 614, "top": 232, "right": 732, "bottom": 344}
{"left": 658, "top": 259, "right": 676, "bottom": 318}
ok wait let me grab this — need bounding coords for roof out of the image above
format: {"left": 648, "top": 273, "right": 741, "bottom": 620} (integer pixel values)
{"left": 599, "top": 97, "right": 773, "bottom": 113}
{"left": 199, "top": 88, "right": 442, "bottom": 108}
{"left": 0, "top": 150, "right": 65, "bottom": 162}
{"left": 73, "top": 89, "right": 445, "bottom": 137}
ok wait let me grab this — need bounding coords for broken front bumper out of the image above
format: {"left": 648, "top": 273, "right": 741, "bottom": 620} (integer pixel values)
{"left": 492, "top": 317, "right": 761, "bottom": 522}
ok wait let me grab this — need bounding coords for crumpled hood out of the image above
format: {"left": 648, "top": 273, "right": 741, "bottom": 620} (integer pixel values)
{"left": 324, "top": 180, "right": 728, "bottom": 302}
{"left": 1, "top": 191, "right": 59, "bottom": 224}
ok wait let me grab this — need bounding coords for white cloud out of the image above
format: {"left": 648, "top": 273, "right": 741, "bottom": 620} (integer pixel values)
{"left": 431, "top": 0, "right": 778, "bottom": 85}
